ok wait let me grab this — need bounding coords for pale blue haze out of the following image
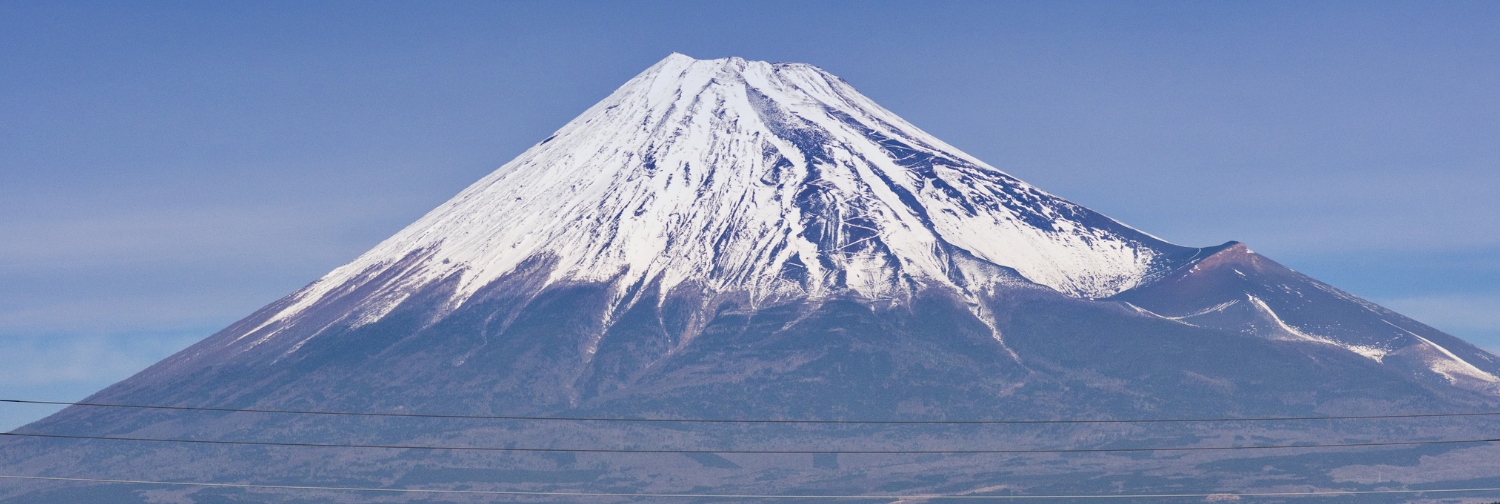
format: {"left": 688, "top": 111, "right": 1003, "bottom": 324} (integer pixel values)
{"left": 2, "top": 1, "right": 1498, "bottom": 430}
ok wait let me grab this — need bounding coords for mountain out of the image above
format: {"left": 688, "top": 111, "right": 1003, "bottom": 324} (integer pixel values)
{"left": 1112, "top": 242, "right": 1500, "bottom": 391}
{"left": 4, "top": 54, "right": 1498, "bottom": 503}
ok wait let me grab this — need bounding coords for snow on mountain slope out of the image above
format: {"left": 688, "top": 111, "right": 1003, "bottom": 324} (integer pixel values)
{"left": 246, "top": 54, "right": 1195, "bottom": 340}
{"left": 1113, "top": 242, "right": 1500, "bottom": 393}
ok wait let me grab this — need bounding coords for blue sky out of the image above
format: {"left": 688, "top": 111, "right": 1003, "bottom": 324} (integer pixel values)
{"left": 2, "top": 1, "right": 1498, "bottom": 430}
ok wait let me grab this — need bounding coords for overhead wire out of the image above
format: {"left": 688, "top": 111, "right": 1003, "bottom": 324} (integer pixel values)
{"left": 2, "top": 474, "right": 1499, "bottom": 500}
{"left": 8, "top": 400, "right": 1499, "bottom": 499}
{"left": 6, "top": 398, "right": 1500, "bottom": 425}
{"left": 4, "top": 431, "right": 1496, "bottom": 455}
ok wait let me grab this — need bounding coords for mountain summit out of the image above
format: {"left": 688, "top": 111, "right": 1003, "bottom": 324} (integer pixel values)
{"left": 5, "top": 55, "right": 1499, "bottom": 503}
{"left": 254, "top": 54, "right": 1195, "bottom": 347}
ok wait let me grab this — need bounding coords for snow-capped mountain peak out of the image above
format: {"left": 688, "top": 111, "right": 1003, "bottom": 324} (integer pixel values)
{"left": 256, "top": 54, "right": 1194, "bottom": 334}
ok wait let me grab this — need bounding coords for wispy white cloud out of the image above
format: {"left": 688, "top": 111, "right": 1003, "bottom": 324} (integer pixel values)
{"left": 0, "top": 202, "right": 389, "bottom": 271}
{"left": 0, "top": 202, "right": 389, "bottom": 335}
{"left": 0, "top": 332, "right": 203, "bottom": 386}
{"left": 0, "top": 331, "right": 205, "bottom": 431}
{"left": 0, "top": 294, "right": 243, "bottom": 335}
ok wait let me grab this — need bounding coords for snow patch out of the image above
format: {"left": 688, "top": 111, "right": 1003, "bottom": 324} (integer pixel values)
{"left": 1384, "top": 321, "right": 1499, "bottom": 384}
{"left": 1247, "top": 295, "right": 1388, "bottom": 362}
{"left": 248, "top": 55, "right": 1185, "bottom": 339}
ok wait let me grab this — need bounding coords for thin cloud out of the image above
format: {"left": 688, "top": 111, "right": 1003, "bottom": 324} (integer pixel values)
{"left": 0, "top": 333, "right": 202, "bottom": 386}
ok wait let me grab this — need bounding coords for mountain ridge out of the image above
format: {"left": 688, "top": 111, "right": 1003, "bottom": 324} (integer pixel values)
{"left": 4, "top": 54, "right": 1499, "bottom": 503}
{"left": 232, "top": 54, "right": 1204, "bottom": 361}
{"left": 1113, "top": 241, "right": 1500, "bottom": 392}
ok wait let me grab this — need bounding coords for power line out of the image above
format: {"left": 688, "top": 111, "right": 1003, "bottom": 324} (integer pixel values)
{"left": 2, "top": 474, "right": 1498, "bottom": 500}
{"left": 6, "top": 398, "right": 1500, "bottom": 425}
{"left": 4, "top": 431, "right": 1495, "bottom": 455}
